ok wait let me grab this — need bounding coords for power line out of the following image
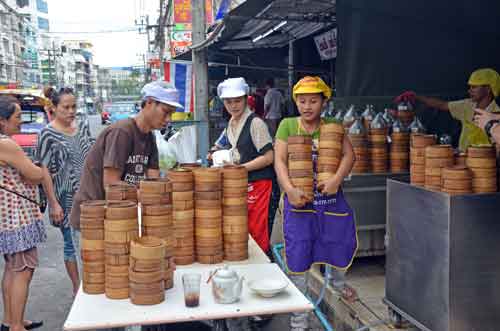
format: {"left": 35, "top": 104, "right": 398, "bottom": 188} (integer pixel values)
{"left": 46, "top": 28, "right": 139, "bottom": 34}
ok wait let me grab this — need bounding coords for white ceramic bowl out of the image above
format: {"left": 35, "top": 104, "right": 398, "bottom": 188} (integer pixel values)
{"left": 248, "top": 279, "right": 288, "bottom": 298}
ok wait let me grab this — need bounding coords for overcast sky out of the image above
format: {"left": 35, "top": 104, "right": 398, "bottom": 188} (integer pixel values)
{"left": 47, "top": 0, "right": 157, "bottom": 68}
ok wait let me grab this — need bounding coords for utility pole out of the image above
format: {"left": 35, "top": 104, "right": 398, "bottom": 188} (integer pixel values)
{"left": 192, "top": 0, "right": 209, "bottom": 161}
{"left": 158, "top": 0, "right": 167, "bottom": 79}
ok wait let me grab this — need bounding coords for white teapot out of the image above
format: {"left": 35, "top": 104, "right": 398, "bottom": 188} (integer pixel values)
{"left": 211, "top": 265, "right": 244, "bottom": 304}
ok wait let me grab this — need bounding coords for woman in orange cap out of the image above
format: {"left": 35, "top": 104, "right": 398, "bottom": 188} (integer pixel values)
{"left": 395, "top": 68, "right": 500, "bottom": 151}
{"left": 274, "top": 76, "right": 358, "bottom": 330}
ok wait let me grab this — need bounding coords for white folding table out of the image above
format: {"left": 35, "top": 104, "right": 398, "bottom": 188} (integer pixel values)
{"left": 64, "top": 263, "right": 313, "bottom": 330}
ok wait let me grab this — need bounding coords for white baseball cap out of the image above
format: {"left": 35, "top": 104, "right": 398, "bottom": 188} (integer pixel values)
{"left": 141, "top": 81, "right": 183, "bottom": 109}
{"left": 217, "top": 77, "right": 249, "bottom": 99}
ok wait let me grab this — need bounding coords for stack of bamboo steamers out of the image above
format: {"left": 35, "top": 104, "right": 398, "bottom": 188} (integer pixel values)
{"left": 410, "top": 134, "right": 437, "bottom": 186}
{"left": 222, "top": 166, "right": 249, "bottom": 261}
{"left": 104, "top": 201, "right": 138, "bottom": 299}
{"left": 193, "top": 168, "right": 224, "bottom": 264}
{"left": 466, "top": 146, "right": 498, "bottom": 193}
{"left": 287, "top": 136, "right": 314, "bottom": 200}
{"left": 129, "top": 236, "right": 166, "bottom": 305}
{"left": 139, "top": 179, "right": 175, "bottom": 290}
{"left": 80, "top": 201, "right": 106, "bottom": 294}
{"left": 168, "top": 168, "right": 195, "bottom": 265}
{"left": 318, "top": 123, "right": 344, "bottom": 182}
{"left": 424, "top": 145, "right": 454, "bottom": 191}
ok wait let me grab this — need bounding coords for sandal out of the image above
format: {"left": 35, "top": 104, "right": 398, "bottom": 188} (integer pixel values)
{"left": 1, "top": 321, "right": 43, "bottom": 331}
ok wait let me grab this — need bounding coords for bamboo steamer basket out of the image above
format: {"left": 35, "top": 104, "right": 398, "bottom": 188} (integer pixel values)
{"left": 105, "top": 254, "right": 129, "bottom": 266}
{"left": 411, "top": 134, "right": 437, "bottom": 148}
{"left": 193, "top": 168, "right": 221, "bottom": 183}
{"left": 193, "top": 199, "right": 221, "bottom": 209}
{"left": 82, "top": 238, "right": 105, "bottom": 251}
{"left": 288, "top": 153, "right": 312, "bottom": 161}
{"left": 83, "top": 283, "right": 105, "bottom": 295}
{"left": 287, "top": 144, "right": 312, "bottom": 154}
{"left": 81, "top": 200, "right": 106, "bottom": 219}
{"left": 197, "top": 253, "right": 224, "bottom": 264}
{"left": 168, "top": 167, "right": 194, "bottom": 183}
{"left": 321, "top": 122, "right": 345, "bottom": 135}
{"left": 368, "top": 134, "right": 387, "bottom": 144}
{"left": 222, "top": 179, "right": 248, "bottom": 189}
{"left": 289, "top": 169, "right": 314, "bottom": 178}
{"left": 195, "top": 208, "right": 222, "bottom": 218}
{"left": 425, "top": 158, "right": 454, "bottom": 168}
{"left": 83, "top": 272, "right": 105, "bottom": 284}
{"left": 467, "top": 146, "right": 496, "bottom": 158}
{"left": 171, "top": 182, "right": 194, "bottom": 192}
{"left": 195, "top": 217, "right": 222, "bottom": 229}
{"left": 173, "top": 209, "right": 195, "bottom": 220}
{"left": 106, "top": 264, "right": 129, "bottom": 276}
{"left": 290, "top": 176, "right": 314, "bottom": 186}
{"left": 139, "top": 178, "right": 172, "bottom": 194}
{"left": 142, "top": 214, "right": 173, "bottom": 227}
{"left": 223, "top": 215, "right": 247, "bottom": 224}
{"left": 466, "top": 157, "right": 497, "bottom": 169}
{"left": 288, "top": 135, "right": 312, "bottom": 145}
{"left": 104, "top": 218, "right": 138, "bottom": 232}
{"left": 105, "top": 182, "right": 137, "bottom": 202}
{"left": 320, "top": 132, "right": 344, "bottom": 142}
{"left": 129, "top": 281, "right": 165, "bottom": 295}
{"left": 105, "top": 201, "right": 137, "bottom": 220}
{"left": 173, "top": 191, "right": 194, "bottom": 201}
{"left": 288, "top": 160, "right": 313, "bottom": 171}
{"left": 130, "top": 236, "right": 166, "bottom": 260}
{"left": 105, "top": 287, "right": 129, "bottom": 300}
{"left": 129, "top": 256, "right": 165, "bottom": 272}
{"left": 318, "top": 149, "right": 343, "bottom": 158}
{"left": 83, "top": 261, "right": 105, "bottom": 273}
{"left": 80, "top": 217, "right": 105, "bottom": 230}
{"left": 317, "top": 172, "right": 332, "bottom": 182}
{"left": 105, "top": 242, "right": 132, "bottom": 255}
{"left": 141, "top": 226, "right": 172, "bottom": 240}
{"left": 469, "top": 167, "right": 497, "bottom": 178}
{"left": 316, "top": 164, "right": 339, "bottom": 173}
{"left": 175, "top": 255, "right": 195, "bottom": 265}
{"left": 223, "top": 205, "right": 248, "bottom": 216}
{"left": 138, "top": 192, "right": 171, "bottom": 206}
{"left": 81, "top": 228, "right": 105, "bottom": 241}
{"left": 130, "top": 288, "right": 165, "bottom": 305}
{"left": 129, "top": 269, "right": 164, "bottom": 284}
{"left": 82, "top": 250, "right": 105, "bottom": 262}
{"left": 442, "top": 166, "right": 472, "bottom": 180}
{"left": 179, "top": 163, "right": 201, "bottom": 170}
{"left": 224, "top": 233, "right": 248, "bottom": 243}
{"left": 391, "top": 132, "right": 410, "bottom": 143}
{"left": 319, "top": 140, "right": 343, "bottom": 150}
{"left": 224, "top": 251, "right": 249, "bottom": 261}
{"left": 425, "top": 145, "right": 454, "bottom": 158}
{"left": 195, "top": 182, "right": 222, "bottom": 192}
{"left": 442, "top": 179, "right": 472, "bottom": 191}
{"left": 223, "top": 196, "right": 247, "bottom": 206}
{"left": 194, "top": 191, "right": 222, "bottom": 200}
{"left": 142, "top": 204, "right": 172, "bottom": 216}
{"left": 173, "top": 200, "right": 194, "bottom": 211}
{"left": 223, "top": 187, "right": 249, "bottom": 197}
{"left": 222, "top": 165, "right": 248, "bottom": 180}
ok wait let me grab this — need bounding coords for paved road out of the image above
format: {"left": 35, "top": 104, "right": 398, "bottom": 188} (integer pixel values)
{"left": 0, "top": 117, "right": 316, "bottom": 331}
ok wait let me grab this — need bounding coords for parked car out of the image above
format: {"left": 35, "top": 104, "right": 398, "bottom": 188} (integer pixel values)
{"left": 0, "top": 89, "right": 51, "bottom": 159}
{"left": 109, "top": 102, "right": 137, "bottom": 123}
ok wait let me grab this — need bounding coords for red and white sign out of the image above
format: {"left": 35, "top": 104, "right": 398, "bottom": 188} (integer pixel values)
{"left": 173, "top": 0, "right": 213, "bottom": 24}
{"left": 314, "top": 28, "right": 337, "bottom": 60}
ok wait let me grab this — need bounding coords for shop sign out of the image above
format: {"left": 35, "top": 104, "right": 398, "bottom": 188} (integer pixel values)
{"left": 171, "top": 30, "right": 192, "bottom": 42}
{"left": 173, "top": 0, "right": 213, "bottom": 24}
{"left": 314, "top": 28, "right": 337, "bottom": 60}
{"left": 170, "top": 41, "right": 191, "bottom": 57}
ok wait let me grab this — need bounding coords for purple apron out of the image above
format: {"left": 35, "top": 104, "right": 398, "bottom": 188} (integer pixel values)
{"left": 283, "top": 131, "right": 358, "bottom": 273}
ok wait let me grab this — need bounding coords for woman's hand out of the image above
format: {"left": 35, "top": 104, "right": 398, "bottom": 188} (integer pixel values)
{"left": 473, "top": 108, "right": 500, "bottom": 130}
{"left": 286, "top": 187, "right": 309, "bottom": 208}
{"left": 318, "top": 176, "right": 341, "bottom": 196}
{"left": 49, "top": 200, "right": 64, "bottom": 225}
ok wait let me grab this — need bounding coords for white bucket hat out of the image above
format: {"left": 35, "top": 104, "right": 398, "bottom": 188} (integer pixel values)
{"left": 217, "top": 77, "right": 249, "bottom": 99}
{"left": 141, "top": 81, "right": 183, "bottom": 109}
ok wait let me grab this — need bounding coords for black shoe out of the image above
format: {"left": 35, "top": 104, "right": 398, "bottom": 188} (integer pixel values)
{"left": 25, "top": 321, "right": 43, "bottom": 330}
{"left": 1, "top": 324, "right": 8, "bottom": 331}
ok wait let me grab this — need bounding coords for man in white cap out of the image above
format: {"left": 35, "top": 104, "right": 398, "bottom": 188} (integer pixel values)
{"left": 68, "top": 82, "right": 181, "bottom": 285}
